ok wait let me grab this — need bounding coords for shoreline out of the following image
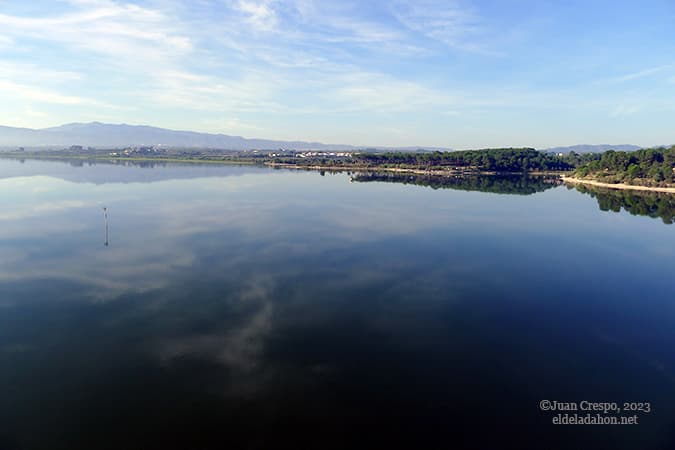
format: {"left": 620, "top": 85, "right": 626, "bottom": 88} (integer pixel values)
{"left": 562, "top": 176, "right": 675, "bottom": 194}
{"left": 10, "top": 154, "right": 673, "bottom": 193}
{"left": 265, "top": 162, "right": 564, "bottom": 177}
{"left": 0, "top": 154, "right": 565, "bottom": 176}
{"left": 0, "top": 154, "right": 258, "bottom": 165}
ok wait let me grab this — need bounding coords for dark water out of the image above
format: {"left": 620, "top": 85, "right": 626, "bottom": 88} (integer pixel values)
{"left": 0, "top": 159, "right": 674, "bottom": 450}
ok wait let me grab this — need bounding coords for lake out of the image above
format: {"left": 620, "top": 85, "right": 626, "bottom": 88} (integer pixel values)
{"left": 0, "top": 158, "right": 674, "bottom": 450}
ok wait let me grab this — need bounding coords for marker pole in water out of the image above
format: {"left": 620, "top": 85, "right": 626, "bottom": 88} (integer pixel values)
{"left": 103, "top": 207, "right": 109, "bottom": 247}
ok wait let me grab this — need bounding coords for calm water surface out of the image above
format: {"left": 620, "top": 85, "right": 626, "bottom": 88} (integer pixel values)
{"left": 0, "top": 159, "right": 674, "bottom": 450}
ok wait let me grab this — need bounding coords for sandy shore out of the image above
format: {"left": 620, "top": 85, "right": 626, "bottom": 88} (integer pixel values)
{"left": 562, "top": 176, "right": 675, "bottom": 194}
{"left": 265, "top": 162, "right": 562, "bottom": 177}
{"left": 266, "top": 162, "right": 471, "bottom": 176}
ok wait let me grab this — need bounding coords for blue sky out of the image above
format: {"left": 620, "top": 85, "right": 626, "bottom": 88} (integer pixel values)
{"left": 0, "top": 0, "right": 674, "bottom": 148}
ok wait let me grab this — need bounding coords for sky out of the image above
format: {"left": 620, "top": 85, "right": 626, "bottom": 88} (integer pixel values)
{"left": 0, "top": 0, "right": 674, "bottom": 148}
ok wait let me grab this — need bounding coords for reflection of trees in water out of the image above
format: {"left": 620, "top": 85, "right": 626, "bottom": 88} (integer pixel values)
{"left": 351, "top": 172, "right": 561, "bottom": 195}
{"left": 572, "top": 185, "right": 675, "bottom": 224}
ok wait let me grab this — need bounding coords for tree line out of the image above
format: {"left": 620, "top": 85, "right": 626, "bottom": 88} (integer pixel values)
{"left": 351, "top": 173, "right": 560, "bottom": 195}
{"left": 573, "top": 146, "right": 675, "bottom": 186}
{"left": 353, "top": 148, "right": 574, "bottom": 171}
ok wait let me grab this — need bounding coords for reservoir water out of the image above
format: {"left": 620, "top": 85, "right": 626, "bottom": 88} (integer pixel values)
{"left": 0, "top": 158, "right": 673, "bottom": 449}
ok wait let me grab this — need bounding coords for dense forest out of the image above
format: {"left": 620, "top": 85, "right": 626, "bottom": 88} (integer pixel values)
{"left": 270, "top": 146, "right": 675, "bottom": 187}
{"left": 571, "top": 184, "right": 675, "bottom": 224}
{"left": 572, "top": 146, "right": 675, "bottom": 187}
{"left": 352, "top": 148, "right": 573, "bottom": 171}
{"left": 351, "top": 173, "right": 560, "bottom": 195}
{"left": 267, "top": 148, "right": 575, "bottom": 172}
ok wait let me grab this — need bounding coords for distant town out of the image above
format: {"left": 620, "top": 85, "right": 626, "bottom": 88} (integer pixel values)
{"left": 6, "top": 144, "right": 356, "bottom": 160}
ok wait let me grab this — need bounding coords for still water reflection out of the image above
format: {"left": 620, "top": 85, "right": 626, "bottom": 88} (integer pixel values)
{"left": 350, "top": 171, "right": 561, "bottom": 195}
{"left": 569, "top": 184, "right": 675, "bottom": 224}
{"left": 0, "top": 159, "right": 674, "bottom": 450}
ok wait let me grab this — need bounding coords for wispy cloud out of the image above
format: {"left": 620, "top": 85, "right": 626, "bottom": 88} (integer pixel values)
{"left": 143, "top": 69, "right": 286, "bottom": 112}
{"left": 0, "top": 1, "right": 192, "bottom": 65}
{"left": 611, "top": 65, "right": 672, "bottom": 83}
{"left": 610, "top": 104, "right": 639, "bottom": 117}
{"left": 0, "top": 35, "right": 13, "bottom": 48}
{"left": 0, "top": 1, "right": 673, "bottom": 146}
{"left": 0, "top": 60, "right": 83, "bottom": 82}
{"left": 324, "top": 72, "right": 453, "bottom": 112}
{"left": 390, "top": 0, "right": 496, "bottom": 54}
{"left": 0, "top": 0, "right": 464, "bottom": 119}
{"left": 234, "top": 0, "right": 279, "bottom": 31}
{"left": 0, "top": 79, "right": 100, "bottom": 106}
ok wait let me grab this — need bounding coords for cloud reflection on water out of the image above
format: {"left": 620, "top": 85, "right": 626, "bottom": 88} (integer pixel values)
{"left": 2, "top": 160, "right": 675, "bottom": 449}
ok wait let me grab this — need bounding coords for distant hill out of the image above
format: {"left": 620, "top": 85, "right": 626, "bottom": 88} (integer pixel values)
{"left": 0, "top": 122, "right": 354, "bottom": 151}
{"left": 2, "top": 123, "right": 650, "bottom": 154}
{"left": 0, "top": 122, "right": 451, "bottom": 152}
{"left": 541, "top": 144, "right": 642, "bottom": 154}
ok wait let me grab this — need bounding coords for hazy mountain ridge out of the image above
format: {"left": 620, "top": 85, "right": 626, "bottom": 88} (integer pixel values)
{"left": 541, "top": 144, "right": 642, "bottom": 154}
{"left": 0, "top": 122, "right": 353, "bottom": 151}
{"left": 0, "top": 122, "right": 454, "bottom": 152}
{"left": 0, "top": 122, "right": 649, "bottom": 153}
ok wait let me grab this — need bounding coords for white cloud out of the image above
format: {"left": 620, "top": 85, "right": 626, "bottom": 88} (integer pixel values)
{"left": 144, "top": 69, "right": 285, "bottom": 112}
{"left": 0, "top": 1, "right": 192, "bottom": 65}
{"left": 610, "top": 104, "right": 639, "bottom": 117}
{"left": 4, "top": 0, "right": 649, "bottom": 147}
{"left": 611, "top": 65, "right": 672, "bottom": 83}
{"left": 0, "top": 35, "right": 12, "bottom": 48}
{"left": 0, "top": 60, "right": 98, "bottom": 119}
{"left": 0, "top": 60, "right": 83, "bottom": 82}
{"left": 217, "top": 0, "right": 417, "bottom": 58}
{"left": 220, "top": 117, "right": 262, "bottom": 132}
{"left": 235, "top": 0, "right": 279, "bottom": 31}
{"left": 327, "top": 72, "right": 452, "bottom": 112}
{"left": 0, "top": 0, "right": 468, "bottom": 125}
{"left": 315, "top": 15, "right": 402, "bottom": 44}
{"left": 391, "top": 0, "right": 494, "bottom": 54}
{"left": 0, "top": 79, "right": 97, "bottom": 105}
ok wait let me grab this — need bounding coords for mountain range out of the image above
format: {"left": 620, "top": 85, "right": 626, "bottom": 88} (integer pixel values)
{"left": 541, "top": 144, "right": 642, "bottom": 154}
{"left": 0, "top": 122, "right": 647, "bottom": 153}
{"left": 0, "top": 122, "right": 447, "bottom": 152}
{"left": 0, "top": 122, "right": 358, "bottom": 151}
